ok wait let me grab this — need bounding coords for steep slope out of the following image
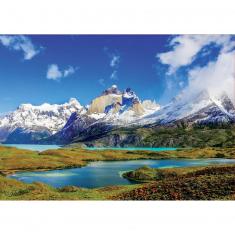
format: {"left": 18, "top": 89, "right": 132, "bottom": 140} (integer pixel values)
{"left": 87, "top": 85, "right": 122, "bottom": 114}
{"left": 51, "top": 85, "right": 160, "bottom": 144}
{"left": 0, "top": 98, "right": 83, "bottom": 143}
{"left": 68, "top": 90, "right": 235, "bottom": 147}
{"left": 141, "top": 90, "right": 235, "bottom": 125}
{"left": 2, "top": 85, "right": 233, "bottom": 146}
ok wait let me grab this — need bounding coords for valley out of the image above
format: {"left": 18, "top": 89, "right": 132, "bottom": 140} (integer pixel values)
{"left": 0, "top": 145, "right": 235, "bottom": 200}
{"left": 1, "top": 85, "right": 234, "bottom": 147}
{"left": 0, "top": 84, "right": 235, "bottom": 200}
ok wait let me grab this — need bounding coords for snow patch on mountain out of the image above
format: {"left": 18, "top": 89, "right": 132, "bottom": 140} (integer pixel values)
{"left": 86, "top": 86, "right": 161, "bottom": 125}
{"left": 140, "top": 89, "right": 235, "bottom": 125}
{"left": 0, "top": 98, "right": 83, "bottom": 142}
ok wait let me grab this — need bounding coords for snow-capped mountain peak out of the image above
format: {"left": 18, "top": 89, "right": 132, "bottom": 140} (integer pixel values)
{"left": 68, "top": 98, "right": 82, "bottom": 108}
{"left": 141, "top": 89, "right": 235, "bottom": 125}
{"left": 52, "top": 86, "right": 161, "bottom": 143}
{"left": 0, "top": 98, "right": 83, "bottom": 143}
{"left": 86, "top": 85, "right": 160, "bottom": 124}
{"left": 102, "top": 84, "right": 122, "bottom": 96}
{"left": 17, "top": 98, "right": 82, "bottom": 113}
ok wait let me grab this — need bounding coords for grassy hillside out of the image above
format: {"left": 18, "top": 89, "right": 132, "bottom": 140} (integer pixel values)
{"left": 1, "top": 145, "right": 235, "bottom": 200}
{"left": 74, "top": 124, "right": 235, "bottom": 148}
{"left": 1, "top": 164, "right": 234, "bottom": 200}
{"left": 114, "top": 165, "right": 235, "bottom": 200}
{"left": 1, "top": 145, "right": 235, "bottom": 175}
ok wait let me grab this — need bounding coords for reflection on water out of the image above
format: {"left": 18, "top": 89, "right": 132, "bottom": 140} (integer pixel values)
{"left": 9, "top": 158, "right": 235, "bottom": 189}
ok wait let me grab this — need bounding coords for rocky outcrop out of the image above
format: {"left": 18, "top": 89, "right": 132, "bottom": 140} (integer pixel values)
{"left": 49, "top": 85, "right": 161, "bottom": 144}
{"left": 87, "top": 85, "right": 146, "bottom": 117}
{"left": 87, "top": 94, "right": 122, "bottom": 114}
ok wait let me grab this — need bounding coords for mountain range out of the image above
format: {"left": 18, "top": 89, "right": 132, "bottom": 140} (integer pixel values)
{"left": 0, "top": 98, "right": 83, "bottom": 143}
{"left": 0, "top": 85, "right": 234, "bottom": 146}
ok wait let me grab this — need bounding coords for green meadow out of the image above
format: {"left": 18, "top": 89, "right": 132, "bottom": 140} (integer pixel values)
{"left": 0, "top": 146, "right": 234, "bottom": 200}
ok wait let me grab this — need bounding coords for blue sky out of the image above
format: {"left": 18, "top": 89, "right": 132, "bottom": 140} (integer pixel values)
{"left": 0, "top": 35, "right": 234, "bottom": 114}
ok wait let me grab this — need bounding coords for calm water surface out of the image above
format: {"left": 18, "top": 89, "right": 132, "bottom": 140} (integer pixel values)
{"left": 1, "top": 144, "right": 61, "bottom": 151}
{"left": 1, "top": 145, "right": 176, "bottom": 152}
{"left": 86, "top": 147, "right": 177, "bottom": 151}
{"left": 9, "top": 158, "right": 235, "bottom": 188}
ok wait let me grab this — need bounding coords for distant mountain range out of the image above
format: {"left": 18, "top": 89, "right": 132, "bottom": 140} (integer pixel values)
{"left": 140, "top": 90, "right": 235, "bottom": 125}
{"left": 0, "top": 85, "right": 234, "bottom": 146}
{"left": 0, "top": 98, "right": 83, "bottom": 143}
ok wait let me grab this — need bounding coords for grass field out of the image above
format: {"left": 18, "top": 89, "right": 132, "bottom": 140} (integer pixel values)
{"left": 0, "top": 164, "right": 234, "bottom": 200}
{"left": 116, "top": 165, "right": 235, "bottom": 200}
{"left": 1, "top": 145, "right": 235, "bottom": 175}
{"left": 0, "top": 145, "right": 235, "bottom": 200}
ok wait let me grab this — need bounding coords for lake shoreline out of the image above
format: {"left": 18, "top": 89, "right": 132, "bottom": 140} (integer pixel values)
{"left": 1, "top": 145, "right": 235, "bottom": 176}
{"left": 1, "top": 145, "right": 235, "bottom": 200}
{"left": 5, "top": 156, "right": 235, "bottom": 176}
{"left": 1, "top": 163, "right": 234, "bottom": 200}
{"left": 3, "top": 156, "right": 235, "bottom": 177}
{"left": 0, "top": 144, "right": 62, "bottom": 152}
{"left": 9, "top": 158, "right": 235, "bottom": 188}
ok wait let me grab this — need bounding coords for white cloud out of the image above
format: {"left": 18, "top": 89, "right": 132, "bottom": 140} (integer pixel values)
{"left": 157, "top": 35, "right": 233, "bottom": 74}
{"left": 47, "top": 64, "right": 63, "bottom": 80}
{"left": 47, "top": 64, "right": 77, "bottom": 81}
{"left": 64, "top": 66, "right": 76, "bottom": 77}
{"left": 104, "top": 48, "right": 121, "bottom": 80}
{"left": 157, "top": 35, "right": 235, "bottom": 104}
{"left": 110, "top": 70, "right": 118, "bottom": 80}
{"left": 179, "top": 81, "right": 184, "bottom": 88}
{"left": 110, "top": 55, "right": 120, "bottom": 68}
{"left": 0, "top": 35, "right": 41, "bottom": 60}
{"left": 104, "top": 47, "right": 121, "bottom": 68}
{"left": 185, "top": 51, "right": 235, "bottom": 102}
{"left": 110, "top": 55, "right": 119, "bottom": 79}
{"left": 98, "top": 78, "right": 105, "bottom": 86}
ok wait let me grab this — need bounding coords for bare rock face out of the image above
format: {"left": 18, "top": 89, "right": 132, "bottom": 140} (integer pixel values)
{"left": 0, "top": 85, "right": 161, "bottom": 144}
{"left": 87, "top": 94, "right": 122, "bottom": 114}
{"left": 51, "top": 88, "right": 235, "bottom": 146}
{"left": 101, "top": 84, "right": 121, "bottom": 95}
{"left": 87, "top": 85, "right": 147, "bottom": 117}
{"left": 131, "top": 102, "right": 145, "bottom": 115}
{"left": 49, "top": 85, "right": 161, "bottom": 144}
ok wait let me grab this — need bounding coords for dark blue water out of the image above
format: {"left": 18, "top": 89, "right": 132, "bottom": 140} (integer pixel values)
{"left": 9, "top": 158, "right": 235, "bottom": 189}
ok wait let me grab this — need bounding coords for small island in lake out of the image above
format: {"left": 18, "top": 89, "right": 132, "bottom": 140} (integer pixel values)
{"left": 0, "top": 145, "right": 235, "bottom": 200}
{"left": 0, "top": 34, "right": 235, "bottom": 200}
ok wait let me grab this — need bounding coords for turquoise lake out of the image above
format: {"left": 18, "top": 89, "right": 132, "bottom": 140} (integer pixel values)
{"left": 9, "top": 158, "right": 235, "bottom": 189}
{"left": 1, "top": 144, "right": 177, "bottom": 152}
{"left": 1, "top": 144, "right": 61, "bottom": 151}
{"left": 86, "top": 147, "right": 177, "bottom": 151}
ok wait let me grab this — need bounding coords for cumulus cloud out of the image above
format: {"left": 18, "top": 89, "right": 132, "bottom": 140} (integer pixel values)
{"left": 47, "top": 64, "right": 76, "bottom": 81}
{"left": 186, "top": 51, "right": 235, "bottom": 102}
{"left": 179, "top": 81, "right": 184, "bottom": 88}
{"left": 157, "top": 35, "right": 235, "bottom": 104}
{"left": 157, "top": 35, "right": 234, "bottom": 74}
{"left": 47, "top": 64, "right": 63, "bottom": 80}
{"left": 0, "top": 35, "right": 41, "bottom": 60}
